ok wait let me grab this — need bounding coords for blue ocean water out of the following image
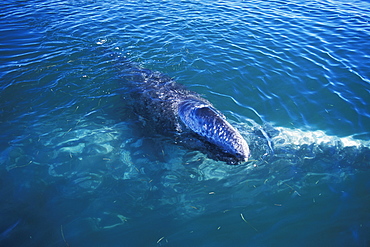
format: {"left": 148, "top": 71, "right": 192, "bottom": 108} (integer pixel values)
{"left": 1, "top": 0, "right": 369, "bottom": 246}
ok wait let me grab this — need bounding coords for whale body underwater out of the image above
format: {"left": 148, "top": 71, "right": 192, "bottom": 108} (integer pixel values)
{"left": 113, "top": 52, "right": 370, "bottom": 168}
{"left": 118, "top": 56, "right": 250, "bottom": 164}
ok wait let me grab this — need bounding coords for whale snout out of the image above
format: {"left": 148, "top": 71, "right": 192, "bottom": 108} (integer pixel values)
{"left": 178, "top": 98, "right": 250, "bottom": 163}
{"left": 228, "top": 133, "right": 250, "bottom": 162}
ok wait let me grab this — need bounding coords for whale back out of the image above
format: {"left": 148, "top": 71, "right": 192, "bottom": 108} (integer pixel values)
{"left": 117, "top": 58, "right": 250, "bottom": 164}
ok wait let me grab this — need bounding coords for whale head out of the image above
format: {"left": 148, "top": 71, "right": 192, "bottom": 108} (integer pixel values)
{"left": 178, "top": 98, "right": 250, "bottom": 163}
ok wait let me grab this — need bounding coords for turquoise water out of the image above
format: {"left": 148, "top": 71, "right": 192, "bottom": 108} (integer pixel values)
{"left": 1, "top": 0, "right": 369, "bottom": 246}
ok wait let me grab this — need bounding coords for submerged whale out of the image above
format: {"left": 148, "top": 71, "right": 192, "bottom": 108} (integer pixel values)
{"left": 113, "top": 53, "right": 370, "bottom": 168}
{"left": 117, "top": 57, "right": 250, "bottom": 164}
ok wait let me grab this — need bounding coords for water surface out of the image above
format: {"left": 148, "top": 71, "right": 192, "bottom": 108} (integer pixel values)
{"left": 1, "top": 0, "right": 369, "bottom": 246}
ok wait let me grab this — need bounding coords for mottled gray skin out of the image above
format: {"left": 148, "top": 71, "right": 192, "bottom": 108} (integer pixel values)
{"left": 178, "top": 98, "right": 250, "bottom": 161}
{"left": 124, "top": 66, "right": 250, "bottom": 164}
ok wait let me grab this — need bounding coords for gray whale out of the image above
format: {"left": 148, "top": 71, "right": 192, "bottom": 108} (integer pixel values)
{"left": 118, "top": 59, "right": 250, "bottom": 164}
